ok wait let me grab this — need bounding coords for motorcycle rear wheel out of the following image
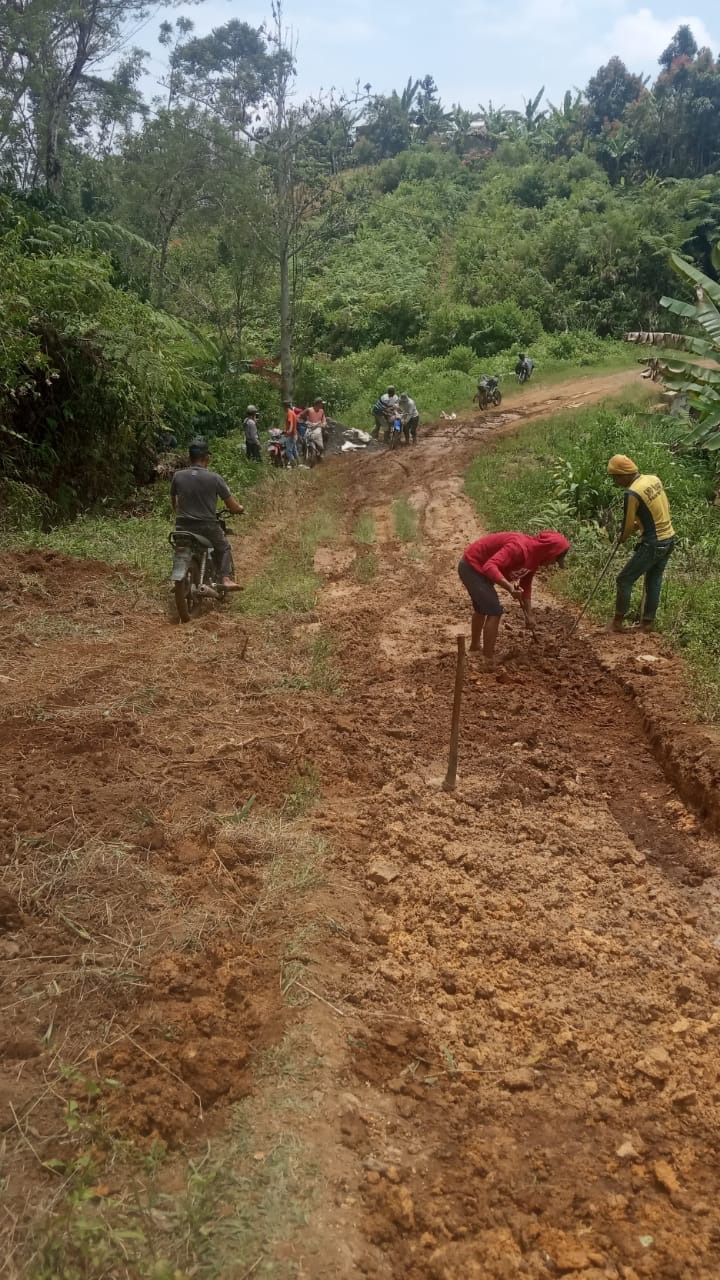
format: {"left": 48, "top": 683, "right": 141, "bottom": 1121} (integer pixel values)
{"left": 174, "top": 560, "right": 200, "bottom": 624}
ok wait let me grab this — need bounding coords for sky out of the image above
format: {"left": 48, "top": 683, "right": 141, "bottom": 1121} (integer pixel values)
{"left": 135, "top": 0, "right": 719, "bottom": 113}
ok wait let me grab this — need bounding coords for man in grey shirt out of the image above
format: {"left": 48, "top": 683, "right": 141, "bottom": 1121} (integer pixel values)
{"left": 243, "top": 405, "right": 262, "bottom": 462}
{"left": 170, "top": 438, "right": 244, "bottom": 589}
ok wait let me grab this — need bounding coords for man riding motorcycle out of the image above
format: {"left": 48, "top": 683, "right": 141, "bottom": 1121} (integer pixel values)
{"left": 170, "top": 438, "right": 244, "bottom": 590}
{"left": 515, "top": 353, "right": 535, "bottom": 382}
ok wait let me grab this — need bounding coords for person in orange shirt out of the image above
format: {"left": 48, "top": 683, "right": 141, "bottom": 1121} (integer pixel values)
{"left": 283, "top": 398, "right": 299, "bottom": 467}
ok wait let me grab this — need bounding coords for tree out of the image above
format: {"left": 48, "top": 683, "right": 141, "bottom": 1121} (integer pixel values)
{"left": 541, "top": 90, "right": 585, "bottom": 158}
{"left": 414, "top": 76, "right": 453, "bottom": 142}
{"left": 252, "top": 5, "right": 359, "bottom": 398}
{"left": 659, "top": 24, "right": 698, "bottom": 72}
{"left": 585, "top": 57, "right": 645, "bottom": 134}
{"left": 598, "top": 123, "right": 638, "bottom": 185}
{"left": 0, "top": 0, "right": 160, "bottom": 195}
{"left": 448, "top": 106, "right": 483, "bottom": 156}
{"left": 477, "top": 100, "right": 515, "bottom": 149}
{"left": 169, "top": 19, "right": 280, "bottom": 140}
{"left": 511, "top": 86, "right": 547, "bottom": 135}
{"left": 114, "top": 107, "right": 223, "bottom": 307}
{"left": 355, "top": 78, "right": 421, "bottom": 160}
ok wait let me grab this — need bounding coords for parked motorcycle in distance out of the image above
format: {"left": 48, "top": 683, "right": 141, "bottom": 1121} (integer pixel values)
{"left": 170, "top": 512, "right": 234, "bottom": 623}
{"left": 474, "top": 374, "right": 502, "bottom": 409}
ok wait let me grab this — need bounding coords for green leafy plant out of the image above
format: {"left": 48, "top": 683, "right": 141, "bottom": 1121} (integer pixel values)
{"left": 625, "top": 247, "right": 720, "bottom": 450}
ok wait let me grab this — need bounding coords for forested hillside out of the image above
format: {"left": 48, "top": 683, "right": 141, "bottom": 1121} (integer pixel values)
{"left": 2, "top": 3, "right": 720, "bottom": 519}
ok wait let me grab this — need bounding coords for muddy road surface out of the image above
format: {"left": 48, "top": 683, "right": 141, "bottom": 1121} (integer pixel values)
{"left": 3, "top": 369, "right": 720, "bottom": 1279}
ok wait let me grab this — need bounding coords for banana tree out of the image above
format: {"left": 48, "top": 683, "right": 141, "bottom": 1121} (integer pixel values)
{"left": 625, "top": 247, "right": 720, "bottom": 449}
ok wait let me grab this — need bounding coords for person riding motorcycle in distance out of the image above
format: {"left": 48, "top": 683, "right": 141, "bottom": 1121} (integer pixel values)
{"left": 170, "top": 438, "right": 244, "bottom": 591}
{"left": 515, "top": 352, "right": 534, "bottom": 381}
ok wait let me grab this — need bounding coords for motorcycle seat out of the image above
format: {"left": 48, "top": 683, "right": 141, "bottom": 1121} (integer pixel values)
{"left": 171, "top": 529, "right": 214, "bottom": 550}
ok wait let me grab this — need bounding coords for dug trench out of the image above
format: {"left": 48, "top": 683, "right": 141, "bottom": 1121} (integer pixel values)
{"left": 3, "top": 369, "right": 720, "bottom": 1277}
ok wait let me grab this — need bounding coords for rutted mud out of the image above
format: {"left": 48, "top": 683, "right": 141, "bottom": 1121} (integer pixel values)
{"left": 306, "top": 390, "right": 720, "bottom": 1279}
{"left": 4, "top": 369, "right": 720, "bottom": 1276}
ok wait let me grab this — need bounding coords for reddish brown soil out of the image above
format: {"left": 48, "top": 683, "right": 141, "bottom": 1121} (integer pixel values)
{"left": 4, "top": 369, "right": 720, "bottom": 1277}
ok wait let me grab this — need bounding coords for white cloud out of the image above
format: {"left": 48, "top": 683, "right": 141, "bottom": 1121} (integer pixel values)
{"left": 590, "top": 9, "right": 717, "bottom": 74}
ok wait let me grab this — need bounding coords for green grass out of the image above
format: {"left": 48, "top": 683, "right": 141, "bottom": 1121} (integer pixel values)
{"left": 353, "top": 512, "right": 376, "bottom": 545}
{"left": 283, "top": 630, "right": 342, "bottom": 694}
{"left": 392, "top": 497, "right": 418, "bottom": 543}
{"left": 283, "top": 766, "right": 321, "bottom": 818}
{"left": 241, "top": 495, "right": 339, "bottom": 618}
{"left": 465, "top": 396, "right": 720, "bottom": 719}
{"left": 31, "top": 1116, "right": 314, "bottom": 1280}
{"left": 354, "top": 549, "right": 378, "bottom": 583}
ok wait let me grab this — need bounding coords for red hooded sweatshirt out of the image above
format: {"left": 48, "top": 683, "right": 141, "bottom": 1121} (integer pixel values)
{"left": 463, "top": 531, "right": 570, "bottom": 601}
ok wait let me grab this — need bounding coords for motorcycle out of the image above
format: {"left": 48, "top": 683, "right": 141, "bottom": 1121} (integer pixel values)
{"left": 268, "top": 429, "right": 287, "bottom": 468}
{"left": 516, "top": 361, "right": 535, "bottom": 385}
{"left": 302, "top": 430, "right": 323, "bottom": 467}
{"left": 385, "top": 416, "right": 403, "bottom": 450}
{"left": 475, "top": 374, "right": 502, "bottom": 409}
{"left": 169, "top": 512, "right": 234, "bottom": 624}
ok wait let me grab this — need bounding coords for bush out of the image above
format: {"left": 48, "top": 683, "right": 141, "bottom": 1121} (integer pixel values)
{"left": 0, "top": 233, "right": 209, "bottom": 518}
{"left": 445, "top": 345, "right": 476, "bottom": 372}
{"left": 468, "top": 301, "right": 542, "bottom": 357}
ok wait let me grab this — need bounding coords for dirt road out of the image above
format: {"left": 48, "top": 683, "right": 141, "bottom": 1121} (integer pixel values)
{"left": 3, "top": 368, "right": 720, "bottom": 1278}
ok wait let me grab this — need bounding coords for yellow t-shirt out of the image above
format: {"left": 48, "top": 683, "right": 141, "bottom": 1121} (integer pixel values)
{"left": 621, "top": 474, "right": 675, "bottom": 543}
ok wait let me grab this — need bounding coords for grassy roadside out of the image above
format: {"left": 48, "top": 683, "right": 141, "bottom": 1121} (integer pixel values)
{"left": 464, "top": 396, "right": 720, "bottom": 720}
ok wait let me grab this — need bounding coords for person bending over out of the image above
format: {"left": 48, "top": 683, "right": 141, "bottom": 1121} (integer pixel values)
{"left": 458, "top": 530, "right": 569, "bottom": 663}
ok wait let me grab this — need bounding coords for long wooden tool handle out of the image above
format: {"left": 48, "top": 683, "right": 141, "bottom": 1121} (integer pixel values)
{"left": 442, "top": 635, "right": 466, "bottom": 793}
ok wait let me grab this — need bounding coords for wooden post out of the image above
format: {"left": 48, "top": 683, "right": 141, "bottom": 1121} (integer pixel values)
{"left": 442, "top": 635, "right": 466, "bottom": 793}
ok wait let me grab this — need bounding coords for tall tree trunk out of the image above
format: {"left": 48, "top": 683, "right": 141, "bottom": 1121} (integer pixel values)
{"left": 279, "top": 240, "right": 293, "bottom": 400}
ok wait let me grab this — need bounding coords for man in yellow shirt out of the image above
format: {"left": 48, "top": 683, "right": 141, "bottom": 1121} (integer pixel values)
{"left": 607, "top": 454, "right": 675, "bottom": 632}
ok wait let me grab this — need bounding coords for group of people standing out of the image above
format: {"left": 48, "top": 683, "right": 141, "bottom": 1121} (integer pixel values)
{"left": 242, "top": 397, "right": 329, "bottom": 466}
{"left": 372, "top": 386, "right": 420, "bottom": 445}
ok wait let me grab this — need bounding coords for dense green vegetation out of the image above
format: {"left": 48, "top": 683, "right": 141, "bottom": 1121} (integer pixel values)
{"left": 3, "top": 7, "right": 720, "bottom": 519}
{"left": 465, "top": 397, "right": 720, "bottom": 718}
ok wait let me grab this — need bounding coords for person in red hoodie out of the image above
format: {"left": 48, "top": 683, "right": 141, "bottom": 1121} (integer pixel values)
{"left": 458, "top": 530, "right": 570, "bottom": 662}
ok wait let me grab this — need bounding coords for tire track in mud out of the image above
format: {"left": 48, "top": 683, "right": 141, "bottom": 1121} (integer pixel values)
{"left": 4, "top": 370, "right": 720, "bottom": 1277}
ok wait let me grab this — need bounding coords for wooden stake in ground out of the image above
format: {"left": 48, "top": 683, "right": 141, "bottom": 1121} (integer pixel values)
{"left": 442, "top": 635, "right": 466, "bottom": 792}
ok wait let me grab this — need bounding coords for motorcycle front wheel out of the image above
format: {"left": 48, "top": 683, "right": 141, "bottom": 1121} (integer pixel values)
{"left": 174, "top": 560, "right": 200, "bottom": 624}
{"left": 492, "top": 389, "right": 502, "bottom": 407}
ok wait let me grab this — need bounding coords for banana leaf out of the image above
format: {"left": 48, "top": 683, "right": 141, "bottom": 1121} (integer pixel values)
{"left": 670, "top": 250, "right": 720, "bottom": 310}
